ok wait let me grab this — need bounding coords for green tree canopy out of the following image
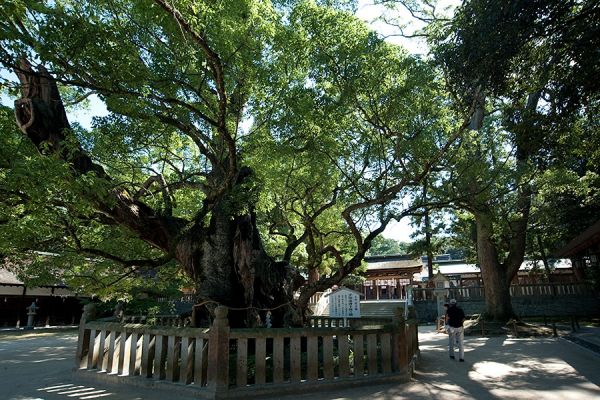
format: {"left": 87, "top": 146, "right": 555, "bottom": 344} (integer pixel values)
{"left": 0, "top": 0, "right": 463, "bottom": 326}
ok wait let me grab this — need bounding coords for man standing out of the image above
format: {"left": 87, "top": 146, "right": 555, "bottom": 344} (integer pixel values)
{"left": 446, "top": 298, "right": 466, "bottom": 361}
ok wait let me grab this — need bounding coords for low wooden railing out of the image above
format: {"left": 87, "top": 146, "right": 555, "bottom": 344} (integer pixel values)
{"left": 75, "top": 307, "right": 419, "bottom": 399}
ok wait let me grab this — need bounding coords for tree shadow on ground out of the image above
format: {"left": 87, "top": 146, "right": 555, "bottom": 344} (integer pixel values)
{"left": 273, "top": 327, "right": 600, "bottom": 400}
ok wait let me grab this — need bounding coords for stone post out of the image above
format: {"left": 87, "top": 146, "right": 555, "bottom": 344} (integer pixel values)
{"left": 434, "top": 287, "right": 448, "bottom": 328}
{"left": 407, "top": 286, "right": 414, "bottom": 306}
{"left": 207, "top": 306, "right": 230, "bottom": 396}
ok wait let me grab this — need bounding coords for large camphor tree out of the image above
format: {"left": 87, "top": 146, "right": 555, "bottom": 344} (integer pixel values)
{"left": 0, "top": 0, "right": 465, "bottom": 326}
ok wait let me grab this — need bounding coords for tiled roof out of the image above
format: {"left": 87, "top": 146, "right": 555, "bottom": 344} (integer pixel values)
{"left": 366, "top": 258, "right": 423, "bottom": 271}
{"left": 418, "top": 259, "right": 572, "bottom": 279}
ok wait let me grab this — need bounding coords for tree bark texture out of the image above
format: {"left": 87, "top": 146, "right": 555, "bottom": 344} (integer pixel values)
{"left": 475, "top": 212, "right": 515, "bottom": 322}
{"left": 467, "top": 90, "right": 534, "bottom": 323}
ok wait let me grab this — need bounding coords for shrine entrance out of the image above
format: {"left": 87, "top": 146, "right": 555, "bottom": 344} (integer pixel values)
{"left": 361, "top": 255, "right": 423, "bottom": 301}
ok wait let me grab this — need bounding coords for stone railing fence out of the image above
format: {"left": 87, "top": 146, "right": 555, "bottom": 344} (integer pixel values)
{"left": 75, "top": 306, "right": 419, "bottom": 399}
{"left": 157, "top": 293, "right": 197, "bottom": 304}
{"left": 98, "top": 314, "right": 192, "bottom": 327}
{"left": 308, "top": 316, "right": 399, "bottom": 328}
{"left": 412, "top": 282, "right": 594, "bottom": 302}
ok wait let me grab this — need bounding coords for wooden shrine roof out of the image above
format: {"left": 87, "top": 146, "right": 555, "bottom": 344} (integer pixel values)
{"left": 555, "top": 218, "right": 600, "bottom": 257}
{"left": 364, "top": 255, "right": 423, "bottom": 279}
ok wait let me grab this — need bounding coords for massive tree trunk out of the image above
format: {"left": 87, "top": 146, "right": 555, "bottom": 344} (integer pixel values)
{"left": 467, "top": 91, "right": 534, "bottom": 324}
{"left": 12, "top": 60, "right": 301, "bottom": 328}
{"left": 475, "top": 212, "right": 514, "bottom": 321}
{"left": 475, "top": 198, "right": 530, "bottom": 323}
{"left": 181, "top": 204, "right": 300, "bottom": 327}
{"left": 423, "top": 179, "right": 435, "bottom": 279}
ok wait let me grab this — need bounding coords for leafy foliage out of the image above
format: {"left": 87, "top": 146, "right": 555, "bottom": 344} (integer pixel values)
{"left": 0, "top": 0, "right": 463, "bottom": 317}
{"left": 367, "top": 236, "right": 409, "bottom": 256}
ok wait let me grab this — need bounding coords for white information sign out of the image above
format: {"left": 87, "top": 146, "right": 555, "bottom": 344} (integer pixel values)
{"left": 328, "top": 288, "right": 361, "bottom": 318}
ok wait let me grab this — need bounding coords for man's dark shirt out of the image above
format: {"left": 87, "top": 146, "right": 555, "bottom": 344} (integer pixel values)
{"left": 446, "top": 305, "right": 465, "bottom": 328}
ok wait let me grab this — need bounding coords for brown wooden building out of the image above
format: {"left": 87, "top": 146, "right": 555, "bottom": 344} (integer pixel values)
{"left": 555, "top": 218, "right": 600, "bottom": 287}
{"left": 0, "top": 268, "right": 82, "bottom": 328}
{"left": 361, "top": 255, "right": 423, "bottom": 300}
{"left": 416, "top": 258, "right": 577, "bottom": 288}
{"left": 359, "top": 253, "right": 579, "bottom": 303}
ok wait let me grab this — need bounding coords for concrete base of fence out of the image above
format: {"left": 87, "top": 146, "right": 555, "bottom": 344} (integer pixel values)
{"left": 73, "top": 368, "right": 214, "bottom": 400}
{"left": 74, "top": 345, "right": 423, "bottom": 400}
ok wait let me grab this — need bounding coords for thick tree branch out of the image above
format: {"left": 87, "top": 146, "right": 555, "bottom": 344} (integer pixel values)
{"left": 153, "top": 0, "right": 238, "bottom": 186}
{"left": 134, "top": 173, "right": 173, "bottom": 216}
{"left": 12, "top": 60, "right": 187, "bottom": 256}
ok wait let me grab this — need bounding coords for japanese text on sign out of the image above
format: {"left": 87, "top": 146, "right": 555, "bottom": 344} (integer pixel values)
{"left": 329, "top": 289, "right": 361, "bottom": 318}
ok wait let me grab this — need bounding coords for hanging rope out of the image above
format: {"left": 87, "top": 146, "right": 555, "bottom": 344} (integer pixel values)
{"left": 193, "top": 299, "right": 294, "bottom": 312}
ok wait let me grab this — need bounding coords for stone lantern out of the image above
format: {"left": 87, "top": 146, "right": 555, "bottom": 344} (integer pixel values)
{"left": 24, "top": 302, "right": 39, "bottom": 330}
{"left": 431, "top": 271, "right": 450, "bottom": 322}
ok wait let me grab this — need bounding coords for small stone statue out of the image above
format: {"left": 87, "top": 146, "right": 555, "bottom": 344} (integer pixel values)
{"left": 265, "top": 311, "right": 272, "bottom": 328}
{"left": 113, "top": 302, "right": 124, "bottom": 321}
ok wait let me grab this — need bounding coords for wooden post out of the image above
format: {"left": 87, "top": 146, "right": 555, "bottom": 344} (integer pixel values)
{"left": 255, "top": 337, "right": 267, "bottom": 384}
{"left": 141, "top": 333, "right": 151, "bottom": 378}
{"left": 75, "top": 324, "right": 89, "bottom": 369}
{"left": 98, "top": 330, "right": 107, "bottom": 371}
{"left": 322, "top": 335, "right": 334, "bottom": 379}
{"left": 392, "top": 307, "right": 408, "bottom": 373}
{"left": 367, "top": 333, "right": 378, "bottom": 375}
{"left": 381, "top": 332, "right": 392, "bottom": 373}
{"left": 75, "top": 303, "right": 95, "bottom": 369}
{"left": 207, "top": 306, "right": 230, "bottom": 396}
{"left": 272, "top": 336, "right": 284, "bottom": 383}
{"left": 193, "top": 337, "right": 207, "bottom": 386}
{"left": 290, "top": 336, "right": 301, "bottom": 382}
{"left": 353, "top": 333, "right": 365, "bottom": 376}
{"left": 236, "top": 338, "right": 248, "bottom": 386}
{"left": 392, "top": 308, "right": 407, "bottom": 374}
{"left": 107, "top": 331, "right": 118, "bottom": 373}
{"left": 398, "top": 319, "right": 407, "bottom": 373}
{"left": 307, "top": 335, "right": 318, "bottom": 381}
{"left": 338, "top": 334, "right": 350, "bottom": 378}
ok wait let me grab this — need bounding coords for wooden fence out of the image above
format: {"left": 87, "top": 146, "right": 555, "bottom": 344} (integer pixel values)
{"left": 412, "top": 282, "right": 594, "bottom": 302}
{"left": 75, "top": 306, "right": 419, "bottom": 399}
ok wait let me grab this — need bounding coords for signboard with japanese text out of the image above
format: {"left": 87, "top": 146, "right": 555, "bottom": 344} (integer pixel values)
{"left": 328, "top": 288, "right": 361, "bottom": 318}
